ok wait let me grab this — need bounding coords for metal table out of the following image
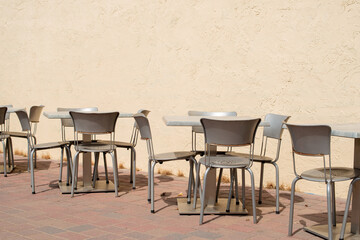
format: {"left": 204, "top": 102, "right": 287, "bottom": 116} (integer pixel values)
{"left": 43, "top": 111, "right": 134, "bottom": 194}
{"left": 163, "top": 115, "right": 269, "bottom": 215}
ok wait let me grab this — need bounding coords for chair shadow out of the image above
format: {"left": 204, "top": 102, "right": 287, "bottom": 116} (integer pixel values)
{"left": 10, "top": 158, "right": 51, "bottom": 175}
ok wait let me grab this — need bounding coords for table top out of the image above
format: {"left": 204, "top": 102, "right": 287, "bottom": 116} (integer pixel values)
{"left": 43, "top": 111, "right": 134, "bottom": 119}
{"left": 163, "top": 116, "right": 270, "bottom": 127}
{"left": 6, "top": 107, "right": 25, "bottom": 113}
{"left": 330, "top": 123, "right": 360, "bottom": 139}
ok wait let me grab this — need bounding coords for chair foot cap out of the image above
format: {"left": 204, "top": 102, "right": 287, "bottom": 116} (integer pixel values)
{"left": 32, "top": 192, "right": 35, "bottom": 194}
{"left": 132, "top": 187, "right": 136, "bottom": 189}
{"left": 130, "top": 181, "right": 133, "bottom": 183}
{"left": 106, "top": 181, "right": 109, "bottom": 184}
{"left": 276, "top": 211, "right": 280, "bottom": 214}
{"left": 148, "top": 199, "right": 151, "bottom": 202}
{"left": 236, "top": 201, "right": 239, "bottom": 205}
{"left": 59, "top": 180, "right": 62, "bottom": 183}
{"left": 258, "top": 201, "right": 262, "bottom": 204}
{"left": 66, "top": 183, "right": 69, "bottom": 186}
{"left": 151, "top": 210, "right": 155, "bottom": 213}
{"left": 187, "top": 200, "right": 191, "bottom": 204}
{"left": 231, "top": 195, "right": 235, "bottom": 199}
{"left": 226, "top": 209, "right": 230, "bottom": 213}
{"left": 4, "top": 175, "right": 7, "bottom": 177}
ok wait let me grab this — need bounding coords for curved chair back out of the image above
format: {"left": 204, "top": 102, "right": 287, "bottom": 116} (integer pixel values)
{"left": 201, "top": 118, "right": 261, "bottom": 146}
{"left": 15, "top": 110, "right": 31, "bottom": 132}
{"left": 263, "top": 114, "right": 290, "bottom": 140}
{"left": 133, "top": 113, "right": 152, "bottom": 140}
{"left": 286, "top": 124, "right": 331, "bottom": 156}
{"left": 29, "top": 106, "right": 45, "bottom": 123}
{"left": 0, "top": 107, "right": 7, "bottom": 126}
{"left": 131, "top": 109, "right": 151, "bottom": 146}
{"left": 70, "top": 112, "right": 119, "bottom": 134}
{"left": 58, "top": 107, "right": 98, "bottom": 128}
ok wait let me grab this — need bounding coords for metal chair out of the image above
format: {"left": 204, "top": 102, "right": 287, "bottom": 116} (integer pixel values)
{"left": 286, "top": 124, "right": 360, "bottom": 240}
{"left": 70, "top": 111, "right": 119, "bottom": 197}
{"left": 133, "top": 113, "right": 197, "bottom": 213}
{"left": 228, "top": 113, "right": 290, "bottom": 214}
{"left": 100, "top": 109, "right": 150, "bottom": 189}
{"left": 8, "top": 105, "right": 44, "bottom": 171}
{"left": 57, "top": 107, "right": 98, "bottom": 185}
{"left": 15, "top": 110, "right": 71, "bottom": 194}
{"left": 194, "top": 118, "right": 260, "bottom": 224}
{"left": 188, "top": 111, "right": 237, "bottom": 155}
{"left": 0, "top": 107, "right": 12, "bottom": 176}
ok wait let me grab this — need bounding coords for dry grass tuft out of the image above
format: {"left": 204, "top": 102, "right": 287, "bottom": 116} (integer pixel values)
{"left": 91, "top": 160, "right": 95, "bottom": 166}
{"left": 118, "top": 163, "right": 126, "bottom": 169}
{"left": 158, "top": 168, "right": 173, "bottom": 176}
{"left": 41, "top": 153, "right": 51, "bottom": 160}
{"left": 177, "top": 170, "right": 185, "bottom": 177}
{"left": 0, "top": 148, "right": 2, "bottom": 153}
{"left": 266, "top": 181, "right": 299, "bottom": 192}
{"left": 136, "top": 167, "right": 141, "bottom": 172}
{"left": 14, "top": 149, "right": 27, "bottom": 157}
{"left": 220, "top": 175, "right": 230, "bottom": 183}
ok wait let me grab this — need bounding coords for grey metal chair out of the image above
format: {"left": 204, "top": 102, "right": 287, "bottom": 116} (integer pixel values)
{"left": 0, "top": 107, "right": 12, "bottom": 176}
{"left": 15, "top": 110, "right": 71, "bottom": 194}
{"left": 57, "top": 107, "right": 98, "bottom": 185}
{"left": 194, "top": 118, "right": 261, "bottom": 225}
{"left": 70, "top": 111, "right": 119, "bottom": 197}
{"left": 133, "top": 113, "right": 197, "bottom": 213}
{"left": 100, "top": 109, "right": 150, "bottom": 189}
{"left": 286, "top": 124, "right": 360, "bottom": 240}
{"left": 0, "top": 104, "right": 13, "bottom": 131}
{"left": 228, "top": 113, "right": 290, "bottom": 214}
{"left": 8, "top": 105, "right": 44, "bottom": 171}
{"left": 188, "top": 111, "right": 237, "bottom": 155}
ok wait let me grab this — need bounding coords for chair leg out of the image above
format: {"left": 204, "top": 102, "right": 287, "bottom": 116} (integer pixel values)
{"left": 150, "top": 161, "right": 157, "bottom": 213}
{"left": 234, "top": 169, "right": 239, "bottom": 205}
{"left": 27, "top": 142, "right": 30, "bottom": 172}
{"left": 331, "top": 182, "right": 336, "bottom": 226}
{"left": 148, "top": 159, "right": 152, "bottom": 202}
{"left": 71, "top": 152, "right": 80, "bottom": 197}
{"left": 30, "top": 149, "right": 36, "bottom": 194}
{"left": 33, "top": 136, "right": 37, "bottom": 168}
{"left": 130, "top": 148, "right": 133, "bottom": 184}
{"left": 242, "top": 168, "right": 246, "bottom": 209}
{"left": 258, "top": 162, "right": 264, "bottom": 204}
{"left": 132, "top": 148, "right": 136, "bottom": 189}
{"left": 92, "top": 156, "right": 99, "bottom": 188}
{"left": 246, "top": 168, "right": 257, "bottom": 224}
{"left": 326, "top": 181, "right": 333, "bottom": 240}
{"left": 65, "top": 146, "right": 72, "bottom": 186}
{"left": 8, "top": 138, "right": 14, "bottom": 169}
{"left": 340, "top": 178, "right": 359, "bottom": 240}
{"left": 193, "top": 162, "right": 201, "bottom": 209}
{"left": 103, "top": 152, "right": 109, "bottom": 184}
{"left": 216, "top": 168, "right": 223, "bottom": 203}
{"left": 288, "top": 177, "right": 300, "bottom": 236}
{"left": 200, "top": 167, "right": 211, "bottom": 225}
{"left": 226, "top": 169, "right": 234, "bottom": 212}
{"left": 93, "top": 153, "right": 100, "bottom": 180}
{"left": 2, "top": 141, "right": 7, "bottom": 177}
{"left": 110, "top": 152, "right": 119, "bottom": 197}
{"left": 187, "top": 159, "right": 194, "bottom": 204}
{"left": 273, "top": 162, "right": 280, "bottom": 214}
{"left": 59, "top": 147, "right": 64, "bottom": 182}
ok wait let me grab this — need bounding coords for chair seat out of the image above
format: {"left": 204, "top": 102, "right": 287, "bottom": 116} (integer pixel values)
{"left": 226, "top": 152, "right": 273, "bottom": 162}
{"left": 75, "top": 142, "right": 115, "bottom": 152}
{"left": 301, "top": 167, "right": 360, "bottom": 182}
{"left": 154, "top": 151, "right": 196, "bottom": 161}
{"left": 6, "top": 131, "right": 28, "bottom": 138}
{"left": 199, "top": 155, "right": 250, "bottom": 168}
{"left": 99, "top": 140, "right": 134, "bottom": 148}
{"left": 34, "top": 141, "right": 69, "bottom": 150}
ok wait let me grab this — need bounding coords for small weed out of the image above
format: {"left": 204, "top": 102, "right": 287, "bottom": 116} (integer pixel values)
{"left": 118, "top": 163, "right": 126, "bottom": 169}
{"left": 177, "top": 170, "right": 185, "bottom": 177}
{"left": 41, "top": 153, "right": 51, "bottom": 160}
{"left": 136, "top": 167, "right": 141, "bottom": 172}
{"left": 158, "top": 168, "right": 173, "bottom": 176}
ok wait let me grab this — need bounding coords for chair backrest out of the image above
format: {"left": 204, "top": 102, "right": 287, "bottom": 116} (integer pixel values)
{"left": 70, "top": 111, "right": 119, "bottom": 134}
{"left": 133, "top": 113, "right": 152, "bottom": 140}
{"left": 201, "top": 118, "right": 261, "bottom": 147}
{"left": 0, "top": 107, "right": 7, "bottom": 127}
{"left": 130, "top": 109, "right": 151, "bottom": 146}
{"left": 29, "top": 105, "right": 45, "bottom": 123}
{"left": 286, "top": 124, "right": 331, "bottom": 156}
{"left": 15, "top": 110, "right": 31, "bottom": 132}
{"left": 263, "top": 113, "right": 291, "bottom": 139}
{"left": 0, "top": 105, "right": 12, "bottom": 120}
{"left": 57, "top": 107, "right": 98, "bottom": 128}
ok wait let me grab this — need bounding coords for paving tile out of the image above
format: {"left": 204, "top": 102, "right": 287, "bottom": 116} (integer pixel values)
{"left": 67, "top": 224, "right": 96, "bottom": 232}
{"left": 124, "top": 231, "right": 154, "bottom": 239}
{"left": 37, "top": 226, "right": 65, "bottom": 234}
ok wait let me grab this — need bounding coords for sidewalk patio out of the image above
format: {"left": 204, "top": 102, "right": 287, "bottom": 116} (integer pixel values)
{"left": 0, "top": 155, "right": 347, "bottom": 240}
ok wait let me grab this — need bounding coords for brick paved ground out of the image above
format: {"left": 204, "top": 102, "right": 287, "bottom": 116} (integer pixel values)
{"left": 0, "top": 155, "right": 349, "bottom": 239}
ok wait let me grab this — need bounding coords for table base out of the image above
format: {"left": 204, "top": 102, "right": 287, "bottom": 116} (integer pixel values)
{"left": 177, "top": 198, "right": 248, "bottom": 215}
{"left": 59, "top": 180, "right": 115, "bottom": 194}
{"left": 304, "top": 222, "right": 356, "bottom": 239}
{"left": 0, "top": 164, "right": 15, "bottom": 174}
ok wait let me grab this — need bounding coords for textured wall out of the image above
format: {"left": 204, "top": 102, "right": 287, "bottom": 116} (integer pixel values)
{"left": 1, "top": 0, "right": 360, "bottom": 197}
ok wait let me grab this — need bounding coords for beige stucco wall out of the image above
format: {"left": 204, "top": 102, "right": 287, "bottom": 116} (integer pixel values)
{"left": 1, "top": 0, "right": 360, "bottom": 198}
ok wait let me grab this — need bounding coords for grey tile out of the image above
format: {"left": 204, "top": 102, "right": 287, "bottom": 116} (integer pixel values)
{"left": 67, "top": 224, "right": 95, "bottom": 232}
{"left": 124, "top": 232, "right": 154, "bottom": 240}
{"left": 190, "top": 230, "right": 222, "bottom": 239}
{"left": 163, "top": 233, "right": 190, "bottom": 240}
{"left": 37, "top": 226, "right": 65, "bottom": 234}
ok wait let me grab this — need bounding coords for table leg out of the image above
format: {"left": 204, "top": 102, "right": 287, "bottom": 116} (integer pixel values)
{"left": 82, "top": 134, "right": 92, "bottom": 187}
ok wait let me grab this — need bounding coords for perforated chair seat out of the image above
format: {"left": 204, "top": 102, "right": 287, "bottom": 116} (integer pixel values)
{"left": 226, "top": 152, "right": 273, "bottom": 162}
{"left": 99, "top": 140, "right": 134, "bottom": 148}
{"left": 301, "top": 167, "right": 360, "bottom": 182}
{"left": 33, "top": 141, "right": 69, "bottom": 150}
{"left": 75, "top": 142, "right": 115, "bottom": 152}
{"left": 199, "top": 155, "right": 250, "bottom": 168}
{"left": 154, "top": 151, "right": 196, "bottom": 161}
